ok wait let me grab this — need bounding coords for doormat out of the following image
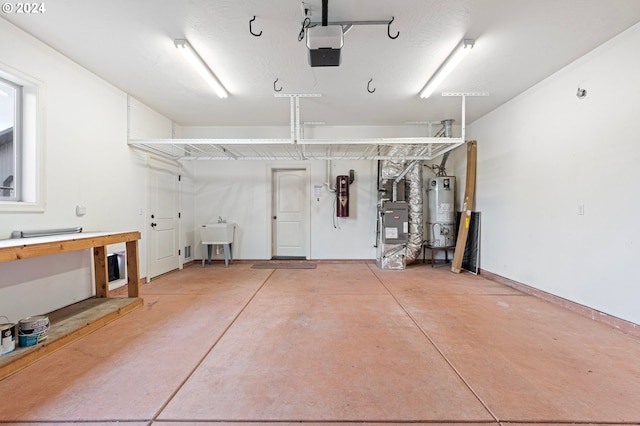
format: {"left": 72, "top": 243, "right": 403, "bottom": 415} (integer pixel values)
{"left": 251, "top": 263, "right": 317, "bottom": 269}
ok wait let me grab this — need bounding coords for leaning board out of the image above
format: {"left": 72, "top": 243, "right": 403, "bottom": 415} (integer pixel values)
{"left": 451, "top": 141, "right": 477, "bottom": 273}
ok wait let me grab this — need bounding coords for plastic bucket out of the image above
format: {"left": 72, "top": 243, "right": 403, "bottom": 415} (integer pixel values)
{"left": 0, "top": 321, "right": 16, "bottom": 355}
{"left": 18, "top": 315, "right": 49, "bottom": 347}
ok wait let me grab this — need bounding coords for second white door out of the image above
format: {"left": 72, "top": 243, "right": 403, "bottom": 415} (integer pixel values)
{"left": 272, "top": 168, "right": 308, "bottom": 259}
{"left": 147, "top": 160, "right": 180, "bottom": 279}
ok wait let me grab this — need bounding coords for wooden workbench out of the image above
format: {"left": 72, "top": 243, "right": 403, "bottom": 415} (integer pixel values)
{"left": 0, "top": 231, "right": 143, "bottom": 379}
{"left": 0, "top": 231, "right": 141, "bottom": 298}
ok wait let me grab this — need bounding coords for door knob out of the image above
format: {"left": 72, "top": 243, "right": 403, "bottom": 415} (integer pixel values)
{"left": 273, "top": 216, "right": 277, "bottom": 219}
{"left": 151, "top": 222, "right": 157, "bottom": 228}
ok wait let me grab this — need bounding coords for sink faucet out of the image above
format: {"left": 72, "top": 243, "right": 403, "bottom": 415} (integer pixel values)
{"left": 218, "top": 216, "right": 224, "bottom": 223}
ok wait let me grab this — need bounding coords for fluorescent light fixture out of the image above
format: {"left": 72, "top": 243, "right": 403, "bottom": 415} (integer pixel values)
{"left": 420, "top": 38, "right": 475, "bottom": 99}
{"left": 174, "top": 39, "right": 228, "bottom": 98}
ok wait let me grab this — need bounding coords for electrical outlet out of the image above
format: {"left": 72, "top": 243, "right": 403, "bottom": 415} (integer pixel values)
{"left": 577, "top": 204, "right": 585, "bottom": 215}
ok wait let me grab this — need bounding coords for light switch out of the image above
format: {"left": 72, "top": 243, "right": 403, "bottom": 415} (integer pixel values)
{"left": 76, "top": 205, "right": 86, "bottom": 216}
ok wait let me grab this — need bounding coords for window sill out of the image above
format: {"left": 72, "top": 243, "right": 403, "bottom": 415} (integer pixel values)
{"left": 0, "top": 201, "right": 45, "bottom": 213}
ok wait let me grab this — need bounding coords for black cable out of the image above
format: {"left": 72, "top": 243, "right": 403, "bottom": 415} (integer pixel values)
{"left": 298, "top": 17, "right": 310, "bottom": 42}
{"left": 332, "top": 196, "right": 337, "bottom": 229}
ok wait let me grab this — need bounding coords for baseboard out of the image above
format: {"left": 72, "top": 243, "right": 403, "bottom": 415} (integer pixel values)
{"left": 480, "top": 269, "right": 640, "bottom": 338}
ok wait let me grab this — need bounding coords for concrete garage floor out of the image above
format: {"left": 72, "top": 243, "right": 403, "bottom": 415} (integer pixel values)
{"left": 0, "top": 261, "right": 639, "bottom": 424}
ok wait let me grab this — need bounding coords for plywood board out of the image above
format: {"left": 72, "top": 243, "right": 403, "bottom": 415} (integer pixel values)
{"left": 451, "top": 141, "right": 477, "bottom": 273}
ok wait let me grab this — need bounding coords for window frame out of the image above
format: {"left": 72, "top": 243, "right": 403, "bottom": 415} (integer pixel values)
{"left": 0, "top": 64, "right": 44, "bottom": 213}
{"left": 0, "top": 76, "right": 21, "bottom": 201}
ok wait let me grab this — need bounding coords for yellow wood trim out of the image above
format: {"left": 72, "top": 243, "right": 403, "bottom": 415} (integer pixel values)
{"left": 0, "top": 231, "right": 141, "bottom": 263}
{"left": 126, "top": 240, "right": 140, "bottom": 298}
{"left": 93, "top": 246, "right": 109, "bottom": 298}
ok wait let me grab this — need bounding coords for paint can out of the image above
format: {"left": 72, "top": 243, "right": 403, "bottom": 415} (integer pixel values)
{"left": 18, "top": 315, "right": 49, "bottom": 347}
{"left": 0, "top": 317, "right": 16, "bottom": 355}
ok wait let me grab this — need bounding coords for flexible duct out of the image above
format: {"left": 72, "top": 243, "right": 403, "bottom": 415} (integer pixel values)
{"left": 404, "top": 161, "right": 423, "bottom": 264}
{"left": 379, "top": 148, "right": 423, "bottom": 266}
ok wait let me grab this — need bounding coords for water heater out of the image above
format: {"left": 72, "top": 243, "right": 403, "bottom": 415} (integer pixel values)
{"left": 426, "top": 177, "right": 456, "bottom": 247}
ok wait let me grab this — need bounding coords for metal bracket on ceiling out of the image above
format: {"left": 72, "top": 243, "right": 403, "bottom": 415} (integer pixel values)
{"left": 441, "top": 92, "right": 490, "bottom": 97}
{"left": 274, "top": 93, "right": 322, "bottom": 98}
{"left": 300, "top": 2, "right": 399, "bottom": 40}
{"left": 306, "top": 19, "right": 399, "bottom": 34}
{"left": 439, "top": 92, "right": 490, "bottom": 143}
{"left": 274, "top": 94, "right": 322, "bottom": 153}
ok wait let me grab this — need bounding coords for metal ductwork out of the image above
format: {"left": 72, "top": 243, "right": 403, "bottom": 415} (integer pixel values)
{"left": 376, "top": 146, "right": 423, "bottom": 269}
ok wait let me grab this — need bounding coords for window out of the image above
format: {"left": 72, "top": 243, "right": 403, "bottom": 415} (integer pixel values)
{"left": 0, "top": 77, "right": 20, "bottom": 200}
{"left": 0, "top": 67, "right": 43, "bottom": 212}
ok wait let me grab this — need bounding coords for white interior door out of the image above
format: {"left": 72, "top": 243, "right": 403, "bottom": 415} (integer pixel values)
{"left": 272, "top": 168, "right": 308, "bottom": 259}
{"left": 148, "top": 160, "right": 179, "bottom": 279}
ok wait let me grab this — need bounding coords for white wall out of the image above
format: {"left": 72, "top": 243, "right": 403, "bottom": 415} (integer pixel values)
{"left": 0, "top": 20, "right": 167, "bottom": 323}
{"left": 180, "top": 172, "right": 196, "bottom": 265}
{"left": 187, "top": 159, "right": 378, "bottom": 260}
{"left": 455, "top": 23, "right": 640, "bottom": 324}
{"left": 129, "top": 96, "right": 174, "bottom": 140}
{"left": 310, "top": 160, "right": 378, "bottom": 259}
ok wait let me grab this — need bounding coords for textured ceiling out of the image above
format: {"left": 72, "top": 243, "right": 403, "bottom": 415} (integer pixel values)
{"left": 3, "top": 0, "right": 640, "bottom": 128}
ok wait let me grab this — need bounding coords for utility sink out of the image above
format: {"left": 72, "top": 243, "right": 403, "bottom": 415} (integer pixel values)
{"left": 201, "top": 223, "right": 236, "bottom": 268}
{"left": 201, "top": 223, "right": 236, "bottom": 244}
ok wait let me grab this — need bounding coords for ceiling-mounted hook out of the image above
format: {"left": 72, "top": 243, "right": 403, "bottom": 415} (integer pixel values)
{"left": 249, "top": 16, "right": 263, "bottom": 37}
{"left": 274, "top": 78, "right": 282, "bottom": 92}
{"left": 367, "top": 78, "right": 376, "bottom": 93}
{"left": 387, "top": 16, "right": 399, "bottom": 39}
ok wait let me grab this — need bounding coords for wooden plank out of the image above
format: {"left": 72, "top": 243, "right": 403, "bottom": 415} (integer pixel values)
{"left": 93, "top": 246, "right": 109, "bottom": 298}
{"left": 126, "top": 240, "right": 140, "bottom": 298}
{"left": 0, "top": 297, "right": 143, "bottom": 380}
{"left": 451, "top": 140, "right": 477, "bottom": 273}
{"left": 0, "top": 231, "right": 141, "bottom": 263}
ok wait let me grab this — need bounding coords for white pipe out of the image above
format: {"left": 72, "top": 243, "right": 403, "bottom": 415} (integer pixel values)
{"left": 295, "top": 97, "right": 301, "bottom": 143}
{"left": 290, "top": 97, "right": 295, "bottom": 142}
{"left": 462, "top": 95, "right": 466, "bottom": 141}
{"left": 325, "top": 159, "right": 336, "bottom": 192}
{"left": 392, "top": 160, "right": 419, "bottom": 202}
